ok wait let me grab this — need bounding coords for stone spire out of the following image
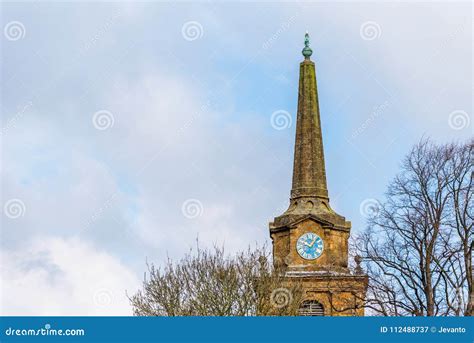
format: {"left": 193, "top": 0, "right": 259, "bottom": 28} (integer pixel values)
{"left": 269, "top": 33, "right": 352, "bottom": 273}
{"left": 291, "top": 32, "right": 329, "bottom": 202}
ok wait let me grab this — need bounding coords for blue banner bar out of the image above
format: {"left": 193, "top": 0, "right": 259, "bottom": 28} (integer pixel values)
{"left": 0, "top": 317, "right": 472, "bottom": 343}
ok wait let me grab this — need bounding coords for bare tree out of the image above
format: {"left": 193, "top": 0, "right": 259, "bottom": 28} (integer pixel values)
{"left": 356, "top": 139, "right": 473, "bottom": 316}
{"left": 445, "top": 140, "right": 473, "bottom": 315}
{"left": 130, "top": 244, "right": 303, "bottom": 316}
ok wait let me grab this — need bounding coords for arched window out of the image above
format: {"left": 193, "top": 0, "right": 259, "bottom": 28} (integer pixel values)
{"left": 298, "top": 300, "right": 324, "bottom": 316}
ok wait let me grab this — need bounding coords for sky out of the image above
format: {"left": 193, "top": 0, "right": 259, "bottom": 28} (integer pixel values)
{"left": 1, "top": 1, "right": 472, "bottom": 315}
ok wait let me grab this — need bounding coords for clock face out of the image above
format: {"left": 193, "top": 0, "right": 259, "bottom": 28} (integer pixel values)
{"left": 296, "top": 232, "right": 324, "bottom": 260}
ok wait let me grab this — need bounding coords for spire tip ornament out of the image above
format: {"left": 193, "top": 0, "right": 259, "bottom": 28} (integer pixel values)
{"left": 302, "top": 32, "right": 313, "bottom": 60}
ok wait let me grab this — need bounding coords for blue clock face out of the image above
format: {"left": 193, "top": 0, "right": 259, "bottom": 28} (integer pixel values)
{"left": 296, "top": 232, "right": 324, "bottom": 260}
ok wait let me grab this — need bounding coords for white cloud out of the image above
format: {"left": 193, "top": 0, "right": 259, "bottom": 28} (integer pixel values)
{"left": 0, "top": 237, "right": 140, "bottom": 315}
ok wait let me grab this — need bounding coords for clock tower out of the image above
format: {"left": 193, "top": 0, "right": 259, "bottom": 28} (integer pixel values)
{"left": 269, "top": 33, "right": 367, "bottom": 316}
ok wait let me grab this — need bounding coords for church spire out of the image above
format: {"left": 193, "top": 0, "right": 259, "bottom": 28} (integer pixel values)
{"left": 291, "top": 32, "right": 329, "bottom": 202}
{"left": 268, "top": 33, "right": 366, "bottom": 309}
